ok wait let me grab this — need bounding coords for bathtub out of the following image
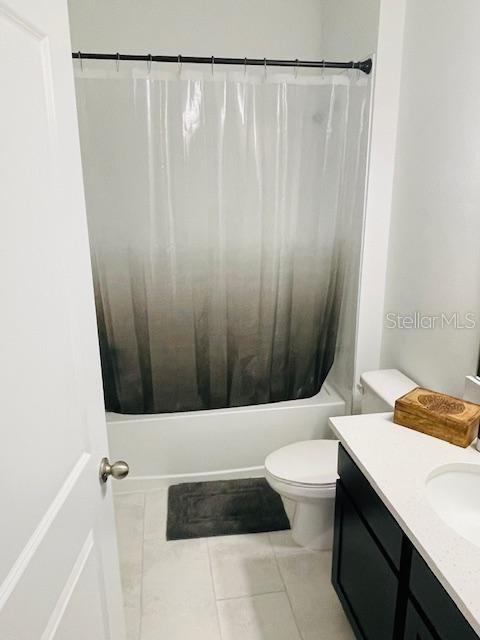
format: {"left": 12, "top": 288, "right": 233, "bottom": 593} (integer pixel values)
{"left": 107, "top": 383, "right": 346, "bottom": 493}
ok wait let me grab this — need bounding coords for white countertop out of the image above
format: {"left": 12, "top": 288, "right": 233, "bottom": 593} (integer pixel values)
{"left": 329, "top": 412, "right": 480, "bottom": 635}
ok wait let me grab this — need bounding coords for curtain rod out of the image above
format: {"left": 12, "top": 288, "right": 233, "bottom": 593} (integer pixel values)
{"left": 72, "top": 52, "right": 373, "bottom": 75}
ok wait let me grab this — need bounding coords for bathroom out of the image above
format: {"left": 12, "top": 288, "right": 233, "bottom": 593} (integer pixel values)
{"left": 2, "top": 0, "right": 480, "bottom": 639}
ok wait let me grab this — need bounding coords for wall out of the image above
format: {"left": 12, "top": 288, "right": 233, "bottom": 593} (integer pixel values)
{"left": 321, "top": 0, "right": 380, "bottom": 60}
{"left": 68, "top": 0, "right": 323, "bottom": 59}
{"left": 381, "top": 0, "right": 480, "bottom": 397}
{"left": 351, "top": 0, "right": 407, "bottom": 411}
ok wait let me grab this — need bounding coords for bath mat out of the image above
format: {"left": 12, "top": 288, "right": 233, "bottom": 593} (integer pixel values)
{"left": 167, "top": 477, "right": 290, "bottom": 540}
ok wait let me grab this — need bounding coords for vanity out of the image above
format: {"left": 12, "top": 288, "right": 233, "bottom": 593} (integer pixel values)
{"left": 329, "top": 413, "right": 480, "bottom": 640}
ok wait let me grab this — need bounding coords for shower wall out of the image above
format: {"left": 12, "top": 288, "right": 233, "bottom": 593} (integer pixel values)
{"left": 321, "top": 0, "right": 380, "bottom": 59}
{"left": 67, "top": 0, "right": 324, "bottom": 59}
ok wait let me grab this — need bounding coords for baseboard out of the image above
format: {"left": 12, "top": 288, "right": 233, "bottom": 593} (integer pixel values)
{"left": 113, "top": 465, "right": 265, "bottom": 494}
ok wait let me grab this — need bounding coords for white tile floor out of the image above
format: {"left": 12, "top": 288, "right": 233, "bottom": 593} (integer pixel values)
{"left": 114, "top": 489, "right": 355, "bottom": 640}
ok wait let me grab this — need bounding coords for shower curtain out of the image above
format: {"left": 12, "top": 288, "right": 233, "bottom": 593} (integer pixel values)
{"left": 75, "top": 65, "right": 369, "bottom": 414}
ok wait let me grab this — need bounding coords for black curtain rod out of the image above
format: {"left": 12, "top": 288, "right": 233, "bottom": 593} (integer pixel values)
{"left": 72, "top": 52, "right": 373, "bottom": 75}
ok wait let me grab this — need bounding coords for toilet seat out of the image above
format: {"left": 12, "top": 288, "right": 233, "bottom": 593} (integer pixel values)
{"left": 264, "top": 440, "right": 339, "bottom": 487}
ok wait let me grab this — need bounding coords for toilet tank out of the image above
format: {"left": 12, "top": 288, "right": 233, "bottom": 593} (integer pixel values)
{"left": 360, "top": 369, "right": 417, "bottom": 413}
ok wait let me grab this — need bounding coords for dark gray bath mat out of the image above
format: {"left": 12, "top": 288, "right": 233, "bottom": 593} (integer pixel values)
{"left": 167, "top": 477, "right": 290, "bottom": 540}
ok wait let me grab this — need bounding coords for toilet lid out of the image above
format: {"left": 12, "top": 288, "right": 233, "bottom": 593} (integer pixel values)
{"left": 265, "top": 440, "right": 339, "bottom": 486}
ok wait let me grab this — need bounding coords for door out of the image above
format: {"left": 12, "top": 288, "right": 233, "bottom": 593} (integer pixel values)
{"left": 0, "top": 1, "right": 126, "bottom": 639}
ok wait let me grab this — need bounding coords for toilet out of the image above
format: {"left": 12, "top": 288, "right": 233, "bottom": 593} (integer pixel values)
{"left": 265, "top": 369, "right": 417, "bottom": 550}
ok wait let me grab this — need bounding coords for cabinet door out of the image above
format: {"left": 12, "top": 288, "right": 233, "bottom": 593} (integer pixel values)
{"left": 332, "top": 482, "right": 399, "bottom": 640}
{"left": 404, "top": 601, "right": 438, "bottom": 640}
{"left": 338, "top": 445, "right": 403, "bottom": 569}
{"left": 408, "top": 549, "right": 478, "bottom": 640}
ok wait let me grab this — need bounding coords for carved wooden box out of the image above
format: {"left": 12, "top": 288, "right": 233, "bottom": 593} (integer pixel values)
{"left": 393, "top": 387, "right": 480, "bottom": 448}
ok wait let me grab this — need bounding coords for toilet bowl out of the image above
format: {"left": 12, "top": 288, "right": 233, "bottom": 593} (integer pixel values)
{"left": 265, "top": 440, "right": 338, "bottom": 550}
{"left": 265, "top": 369, "right": 418, "bottom": 551}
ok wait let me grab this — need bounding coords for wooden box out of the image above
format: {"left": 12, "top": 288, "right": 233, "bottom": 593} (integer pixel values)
{"left": 393, "top": 387, "right": 480, "bottom": 448}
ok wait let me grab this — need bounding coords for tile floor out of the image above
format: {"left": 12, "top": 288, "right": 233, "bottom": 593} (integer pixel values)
{"left": 114, "top": 489, "right": 355, "bottom": 640}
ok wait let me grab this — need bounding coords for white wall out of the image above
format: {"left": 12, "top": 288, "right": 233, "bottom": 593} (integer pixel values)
{"left": 381, "top": 0, "right": 480, "bottom": 397}
{"left": 352, "top": 0, "right": 406, "bottom": 410}
{"left": 68, "top": 0, "right": 323, "bottom": 59}
{"left": 68, "top": 0, "right": 384, "bottom": 62}
{"left": 321, "top": 0, "right": 380, "bottom": 59}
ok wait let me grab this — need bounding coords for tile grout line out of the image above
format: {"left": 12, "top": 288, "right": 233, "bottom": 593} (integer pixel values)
{"left": 206, "top": 538, "right": 224, "bottom": 639}
{"left": 138, "top": 492, "right": 147, "bottom": 640}
{"left": 215, "top": 588, "right": 285, "bottom": 603}
{"left": 269, "top": 534, "right": 307, "bottom": 640}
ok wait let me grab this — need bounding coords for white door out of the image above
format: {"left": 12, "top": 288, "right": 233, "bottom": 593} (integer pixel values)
{"left": 0, "top": 1, "right": 126, "bottom": 639}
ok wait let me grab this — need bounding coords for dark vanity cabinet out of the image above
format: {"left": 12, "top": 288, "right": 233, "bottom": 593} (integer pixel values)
{"left": 332, "top": 445, "right": 479, "bottom": 640}
{"left": 404, "top": 601, "right": 437, "bottom": 640}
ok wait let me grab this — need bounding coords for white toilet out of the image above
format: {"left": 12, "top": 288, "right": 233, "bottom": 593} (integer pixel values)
{"left": 265, "top": 369, "right": 417, "bottom": 551}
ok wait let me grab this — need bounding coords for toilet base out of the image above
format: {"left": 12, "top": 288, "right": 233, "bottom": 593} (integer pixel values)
{"left": 267, "top": 470, "right": 337, "bottom": 552}
{"left": 288, "top": 496, "right": 335, "bottom": 551}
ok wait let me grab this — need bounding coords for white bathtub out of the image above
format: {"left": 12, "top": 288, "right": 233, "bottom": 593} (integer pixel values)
{"left": 107, "top": 383, "right": 346, "bottom": 493}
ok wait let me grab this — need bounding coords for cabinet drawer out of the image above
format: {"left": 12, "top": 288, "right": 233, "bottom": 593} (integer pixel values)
{"left": 409, "top": 549, "right": 478, "bottom": 640}
{"left": 338, "top": 444, "right": 403, "bottom": 570}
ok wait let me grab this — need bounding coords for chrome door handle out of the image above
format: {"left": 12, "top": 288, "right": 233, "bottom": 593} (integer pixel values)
{"left": 99, "top": 457, "right": 129, "bottom": 483}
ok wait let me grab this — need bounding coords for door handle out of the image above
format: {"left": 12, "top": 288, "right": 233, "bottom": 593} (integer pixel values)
{"left": 99, "top": 457, "right": 129, "bottom": 483}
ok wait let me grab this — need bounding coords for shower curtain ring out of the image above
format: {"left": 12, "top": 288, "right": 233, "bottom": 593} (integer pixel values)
{"left": 244, "top": 57, "right": 247, "bottom": 76}
{"left": 147, "top": 54, "right": 152, "bottom": 74}
{"left": 264, "top": 58, "right": 267, "bottom": 80}
{"left": 78, "top": 50, "right": 83, "bottom": 72}
{"left": 322, "top": 59, "right": 326, "bottom": 78}
{"left": 211, "top": 55, "right": 215, "bottom": 77}
{"left": 294, "top": 58, "right": 299, "bottom": 79}
{"left": 178, "top": 54, "right": 182, "bottom": 76}
{"left": 116, "top": 52, "right": 120, "bottom": 72}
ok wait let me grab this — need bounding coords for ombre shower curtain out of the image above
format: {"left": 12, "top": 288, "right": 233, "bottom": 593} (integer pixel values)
{"left": 75, "top": 65, "right": 369, "bottom": 413}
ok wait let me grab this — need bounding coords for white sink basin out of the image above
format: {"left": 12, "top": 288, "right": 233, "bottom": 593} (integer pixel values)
{"left": 426, "top": 463, "right": 480, "bottom": 547}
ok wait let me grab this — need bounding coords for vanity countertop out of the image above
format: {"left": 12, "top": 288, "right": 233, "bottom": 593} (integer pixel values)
{"left": 329, "top": 412, "right": 480, "bottom": 635}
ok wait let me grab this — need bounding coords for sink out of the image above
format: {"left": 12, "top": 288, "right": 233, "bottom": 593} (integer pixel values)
{"left": 426, "top": 463, "right": 480, "bottom": 547}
